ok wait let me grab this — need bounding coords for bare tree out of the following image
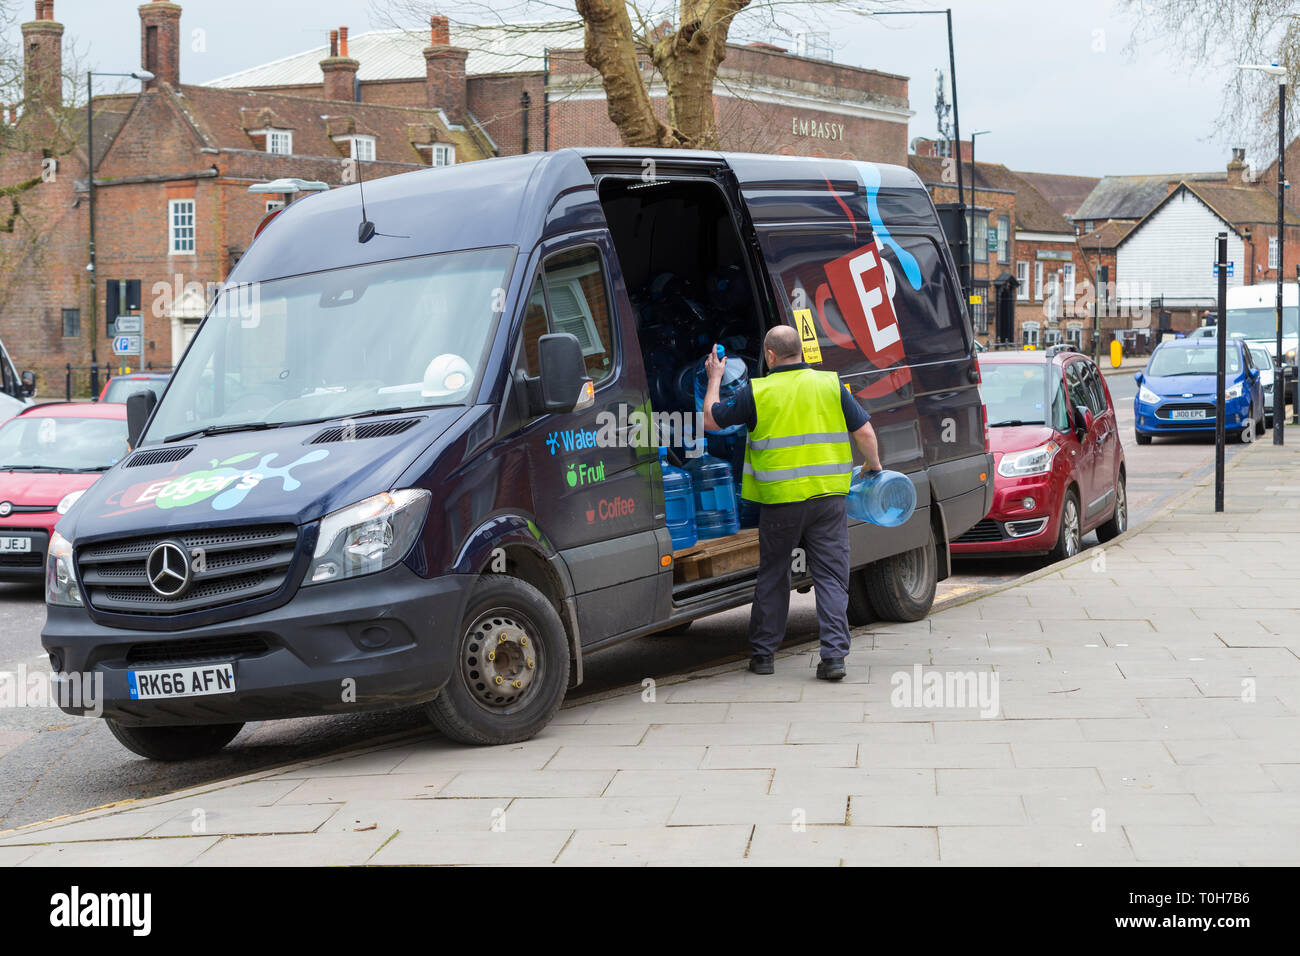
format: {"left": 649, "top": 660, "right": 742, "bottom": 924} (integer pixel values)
{"left": 1122, "top": 0, "right": 1299, "bottom": 164}
{"left": 375, "top": 1, "right": 893, "bottom": 150}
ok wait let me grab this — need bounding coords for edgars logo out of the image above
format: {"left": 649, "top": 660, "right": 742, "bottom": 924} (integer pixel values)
{"left": 115, "top": 450, "right": 329, "bottom": 514}
{"left": 586, "top": 496, "right": 635, "bottom": 523}
{"left": 547, "top": 427, "right": 600, "bottom": 456}
{"left": 565, "top": 461, "right": 606, "bottom": 487}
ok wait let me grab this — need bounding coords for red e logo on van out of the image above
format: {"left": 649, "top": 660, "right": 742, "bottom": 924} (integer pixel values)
{"left": 823, "top": 239, "right": 905, "bottom": 370}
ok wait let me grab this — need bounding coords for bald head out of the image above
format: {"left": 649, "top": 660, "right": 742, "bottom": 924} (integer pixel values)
{"left": 764, "top": 325, "right": 802, "bottom": 366}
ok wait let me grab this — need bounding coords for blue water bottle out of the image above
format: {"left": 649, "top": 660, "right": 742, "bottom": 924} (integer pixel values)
{"left": 848, "top": 468, "right": 916, "bottom": 527}
{"left": 660, "top": 448, "right": 698, "bottom": 550}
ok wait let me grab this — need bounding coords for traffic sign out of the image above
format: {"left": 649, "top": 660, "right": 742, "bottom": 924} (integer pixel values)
{"left": 113, "top": 315, "right": 142, "bottom": 334}
{"left": 1212, "top": 261, "right": 1235, "bottom": 277}
{"left": 112, "top": 334, "right": 141, "bottom": 356}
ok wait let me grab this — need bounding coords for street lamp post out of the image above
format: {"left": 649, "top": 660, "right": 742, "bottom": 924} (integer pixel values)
{"left": 86, "top": 70, "right": 152, "bottom": 382}
{"left": 854, "top": 8, "right": 968, "bottom": 301}
{"left": 1238, "top": 62, "right": 1287, "bottom": 444}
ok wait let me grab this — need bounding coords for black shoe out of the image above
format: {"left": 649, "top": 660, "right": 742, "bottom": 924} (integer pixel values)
{"left": 749, "top": 655, "right": 775, "bottom": 675}
{"left": 816, "top": 658, "right": 846, "bottom": 681}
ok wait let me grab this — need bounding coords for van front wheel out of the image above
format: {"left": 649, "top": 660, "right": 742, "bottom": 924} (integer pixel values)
{"left": 427, "top": 575, "right": 570, "bottom": 746}
{"left": 863, "top": 528, "right": 938, "bottom": 622}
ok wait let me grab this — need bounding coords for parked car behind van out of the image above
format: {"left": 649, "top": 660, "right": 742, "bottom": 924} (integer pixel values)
{"left": 44, "top": 149, "right": 992, "bottom": 760}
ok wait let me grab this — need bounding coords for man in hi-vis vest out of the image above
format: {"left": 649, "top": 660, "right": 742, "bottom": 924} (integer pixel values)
{"left": 703, "top": 325, "right": 882, "bottom": 681}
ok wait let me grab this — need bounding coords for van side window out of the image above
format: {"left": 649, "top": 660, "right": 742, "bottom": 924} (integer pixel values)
{"left": 527, "top": 247, "right": 614, "bottom": 386}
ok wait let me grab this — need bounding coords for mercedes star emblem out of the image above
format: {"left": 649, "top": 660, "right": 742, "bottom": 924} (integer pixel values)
{"left": 146, "top": 541, "right": 192, "bottom": 597}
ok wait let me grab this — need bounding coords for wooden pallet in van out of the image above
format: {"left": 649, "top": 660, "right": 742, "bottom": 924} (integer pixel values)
{"left": 672, "top": 528, "right": 761, "bottom": 584}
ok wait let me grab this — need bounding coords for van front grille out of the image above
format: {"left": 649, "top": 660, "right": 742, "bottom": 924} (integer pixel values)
{"left": 124, "top": 635, "right": 271, "bottom": 665}
{"left": 77, "top": 524, "right": 299, "bottom": 617}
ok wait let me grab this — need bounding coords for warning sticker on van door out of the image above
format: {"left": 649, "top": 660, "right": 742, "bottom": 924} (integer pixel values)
{"left": 793, "top": 309, "right": 822, "bottom": 364}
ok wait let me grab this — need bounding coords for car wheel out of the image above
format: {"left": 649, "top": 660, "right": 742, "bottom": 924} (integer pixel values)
{"left": 1135, "top": 431, "right": 1152, "bottom": 445}
{"left": 1095, "top": 471, "right": 1127, "bottom": 543}
{"left": 864, "top": 526, "right": 937, "bottom": 622}
{"left": 1049, "top": 490, "right": 1082, "bottom": 562}
{"left": 847, "top": 568, "right": 875, "bottom": 626}
{"left": 106, "top": 720, "right": 244, "bottom": 761}
{"left": 426, "top": 574, "right": 569, "bottom": 746}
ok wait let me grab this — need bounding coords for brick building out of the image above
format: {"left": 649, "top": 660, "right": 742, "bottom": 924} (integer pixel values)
{"left": 207, "top": 20, "right": 913, "bottom": 164}
{"left": 0, "top": 2, "right": 493, "bottom": 391}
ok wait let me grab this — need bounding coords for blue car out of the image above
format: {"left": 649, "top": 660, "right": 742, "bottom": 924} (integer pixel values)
{"left": 1133, "top": 338, "right": 1264, "bottom": 444}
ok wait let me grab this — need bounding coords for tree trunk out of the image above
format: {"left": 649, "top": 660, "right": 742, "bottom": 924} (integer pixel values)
{"left": 575, "top": 0, "right": 676, "bottom": 147}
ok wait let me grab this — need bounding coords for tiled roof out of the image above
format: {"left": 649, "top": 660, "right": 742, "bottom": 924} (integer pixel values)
{"left": 1184, "top": 182, "right": 1300, "bottom": 226}
{"left": 172, "top": 84, "right": 491, "bottom": 165}
{"left": 203, "top": 23, "right": 585, "bottom": 88}
{"left": 1077, "top": 219, "right": 1135, "bottom": 250}
{"left": 907, "top": 155, "right": 1074, "bottom": 234}
{"left": 1013, "top": 170, "right": 1099, "bottom": 218}
{"left": 1072, "top": 172, "right": 1225, "bottom": 222}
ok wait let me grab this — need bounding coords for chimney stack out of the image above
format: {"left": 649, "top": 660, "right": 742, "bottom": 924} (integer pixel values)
{"left": 1227, "top": 147, "right": 1249, "bottom": 184}
{"left": 138, "top": 2, "right": 182, "bottom": 88}
{"left": 20, "top": 0, "right": 64, "bottom": 126}
{"left": 423, "top": 15, "right": 468, "bottom": 122}
{"left": 320, "top": 25, "right": 359, "bottom": 101}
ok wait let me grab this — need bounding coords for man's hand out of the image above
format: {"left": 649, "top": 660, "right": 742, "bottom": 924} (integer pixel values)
{"left": 704, "top": 345, "right": 725, "bottom": 383}
{"left": 853, "top": 421, "right": 883, "bottom": 473}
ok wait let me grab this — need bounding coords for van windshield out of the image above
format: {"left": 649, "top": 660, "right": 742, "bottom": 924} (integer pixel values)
{"left": 1224, "top": 306, "right": 1298, "bottom": 340}
{"left": 145, "top": 247, "right": 515, "bottom": 442}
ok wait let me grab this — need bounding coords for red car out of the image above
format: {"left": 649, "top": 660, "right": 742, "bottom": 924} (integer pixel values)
{"left": 0, "top": 402, "right": 129, "bottom": 581}
{"left": 953, "top": 348, "right": 1127, "bottom": 560}
{"left": 98, "top": 372, "right": 169, "bottom": 404}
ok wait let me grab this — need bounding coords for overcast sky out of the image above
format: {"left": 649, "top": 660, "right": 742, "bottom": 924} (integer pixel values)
{"left": 6, "top": 0, "right": 1252, "bottom": 178}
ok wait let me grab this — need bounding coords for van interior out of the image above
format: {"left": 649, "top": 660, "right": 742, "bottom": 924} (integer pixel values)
{"left": 597, "top": 176, "right": 774, "bottom": 591}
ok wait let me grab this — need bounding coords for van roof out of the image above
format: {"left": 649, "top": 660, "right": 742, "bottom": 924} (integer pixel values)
{"left": 1226, "top": 283, "right": 1299, "bottom": 308}
{"left": 232, "top": 149, "right": 930, "bottom": 286}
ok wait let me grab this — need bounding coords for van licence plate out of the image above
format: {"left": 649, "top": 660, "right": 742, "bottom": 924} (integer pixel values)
{"left": 128, "top": 663, "right": 236, "bottom": 700}
{"left": 0, "top": 537, "right": 30, "bottom": 553}
{"left": 1170, "top": 409, "right": 1204, "bottom": 420}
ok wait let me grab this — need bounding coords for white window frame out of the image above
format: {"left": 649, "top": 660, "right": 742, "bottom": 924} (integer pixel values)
{"left": 1034, "top": 261, "right": 1044, "bottom": 301}
{"left": 997, "top": 215, "right": 1010, "bottom": 263}
{"left": 168, "top": 198, "right": 195, "bottom": 256}
{"left": 432, "top": 144, "right": 455, "bottom": 167}
{"left": 349, "top": 135, "right": 376, "bottom": 161}
{"left": 266, "top": 129, "right": 292, "bottom": 155}
{"left": 1021, "top": 321, "right": 1041, "bottom": 346}
{"left": 1063, "top": 262, "right": 1076, "bottom": 301}
{"left": 544, "top": 263, "right": 604, "bottom": 358}
{"left": 1269, "top": 236, "right": 1279, "bottom": 270}
{"left": 1066, "top": 322, "right": 1083, "bottom": 346}
{"left": 1016, "top": 260, "right": 1029, "bottom": 301}
{"left": 265, "top": 200, "right": 285, "bottom": 213}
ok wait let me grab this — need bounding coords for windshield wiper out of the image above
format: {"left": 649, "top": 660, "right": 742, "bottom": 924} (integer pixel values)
{"left": 0, "top": 464, "right": 56, "bottom": 471}
{"left": 988, "top": 419, "right": 1044, "bottom": 427}
{"left": 163, "top": 421, "right": 275, "bottom": 443}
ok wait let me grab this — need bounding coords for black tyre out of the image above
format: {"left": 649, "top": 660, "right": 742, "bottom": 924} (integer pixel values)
{"left": 1049, "top": 489, "right": 1082, "bottom": 562}
{"left": 426, "top": 574, "right": 569, "bottom": 746}
{"left": 863, "top": 527, "right": 937, "bottom": 622}
{"left": 1095, "top": 470, "right": 1127, "bottom": 543}
{"left": 106, "top": 720, "right": 243, "bottom": 761}
{"left": 847, "top": 568, "right": 875, "bottom": 626}
{"left": 1135, "top": 431, "right": 1152, "bottom": 445}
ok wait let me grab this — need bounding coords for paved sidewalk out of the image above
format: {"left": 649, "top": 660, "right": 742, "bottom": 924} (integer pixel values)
{"left": 3, "top": 444, "right": 1298, "bottom": 866}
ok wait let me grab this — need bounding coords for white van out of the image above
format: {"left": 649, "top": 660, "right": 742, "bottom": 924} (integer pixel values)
{"left": 0, "top": 338, "right": 34, "bottom": 420}
{"left": 1224, "top": 283, "right": 1298, "bottom": 406}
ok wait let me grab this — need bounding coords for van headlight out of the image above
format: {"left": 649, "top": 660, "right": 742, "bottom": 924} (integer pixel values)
{"left": 45, "top": 531, "right": 82, "bottom": 607}
{"left": 1138, "top": 385, "right": 1161, "bottom": 404}
{"left": 1224, "top": 382, "right": 1244, "bottom": 400}
{"left": 997, "top": 441, "right": 1060, "bottom": 478}
{"left": 56, "top": 490, "right": 85, "bottom": 516}
{"left": 306, "top": 489, "right": 431, "bottom": 585}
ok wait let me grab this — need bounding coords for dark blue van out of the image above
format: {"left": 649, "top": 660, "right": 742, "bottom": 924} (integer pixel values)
{"left": 43, "top": 149, "right": 993, "bottom": 758}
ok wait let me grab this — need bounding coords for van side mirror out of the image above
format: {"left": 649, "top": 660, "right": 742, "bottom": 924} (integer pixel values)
{"left": 125, "top": 389, "right": 158, "bottom": 449}
{"left": 19, "top": 369, "right": 36, "bottom": 398}
{"left": 1074, "top": 404, "right": 1094, "bottom": 440}
{"left": 523, "top": 333, "right": 594, "bottom": 416}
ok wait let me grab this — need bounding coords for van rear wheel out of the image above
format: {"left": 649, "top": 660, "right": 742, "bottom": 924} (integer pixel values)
{"left": 106, "top": 720, "right": 243, "bottom": 761}
{"left": 863, "top": 527, "right": 937, "bottom": 622}
{"left": 426, "top": 575, "right": 569, "bottom": 746}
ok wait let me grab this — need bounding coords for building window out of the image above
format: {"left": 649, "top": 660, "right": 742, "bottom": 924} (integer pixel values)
{"left": 1269, "top": 236, "right": 1279, "bottom": 270}
{"left": 266, "top": 130, "right": 292, "bottom": 155}
{"left": 971, "top": 215, "right": 989, "bottom": 263}
{"left": 350, "top": 136, "right": 376, "bottom": 161}
{"left": 1063, "top": 263, "right": 1076, "bottom": 301}
{"left": 997, "top": 216, "right": 1009, "bottom": 263}
{"left": 1021, "top": 321, "right": 1041, "bottom": 347}
{"left": 61, "top": 308, "right": 80, "bottom": 337}
{"left": 1016, "top": 260, "right": 1029, "bottom": 301}
{"left": 1066, "top": 322, "right": 1083, "bottom": 346}
{"left": 168, "top": 198, "right": 195, "bottom": 255}
{"left": 969, "top": 280, "right": 989, "bottom": 335}
{"left": 433, "top": 144, "right": 455, "bottom": 167}
{"left": 1034, "top": 261, "right": 1044, "bottom": 301}
{"left": 265, "top": 200, "right": 285, "bottom": 213}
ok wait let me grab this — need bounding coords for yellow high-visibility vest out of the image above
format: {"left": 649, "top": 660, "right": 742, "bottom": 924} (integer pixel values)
{"left": 741, "top": 368, "right": 853, "bottom": 504}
